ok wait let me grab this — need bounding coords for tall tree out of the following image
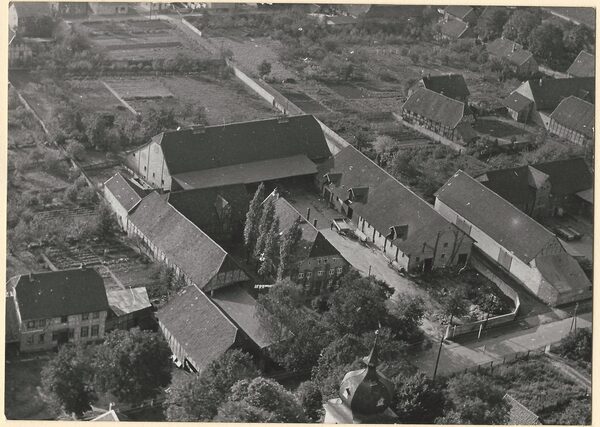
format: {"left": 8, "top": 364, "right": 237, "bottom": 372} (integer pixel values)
{"left": 277, "top": 217, "right": 303, "bottom": 280}
{"left": 41, "top": 344, "right": 97, "bottom": 417}
{"left": 441, "top": 288, "right": 469, "bottom": 326}
{"left": 165, "top": 349, "right": 259, "bottom": 421}
{"left": 502, "top": 9, "right": 541, "bottom": 47}
{"left": 258, "top": 217, "right": 280, "bottom": 278}
{"left": 93, "top": 328, "right": 171, "bottom": 405}
{"left": 254, "top": 196, "right": 276, "bottom": 259}
{"left": 477, "top": 9, "right": 509, "bottom": 41}
{"left": 393, "top": 372, "right": 445, "bottom": 423}
{"left": 243, "top": 183, "right": 266, "bottom": 254}
{"left": 296, "top": 381, "right": 323, "bottom": 422}
{"left": 528, "top": 23, "right": 565, "bottom": 68}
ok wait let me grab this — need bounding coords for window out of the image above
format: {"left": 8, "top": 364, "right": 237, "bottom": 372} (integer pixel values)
{"left": 152, "top": 172, "right": 156, "bottom": 178}
{"left": 306, "top": 271, "right": 312, "bottom": 278}
{"left": 38, "top": 334, "right": 44, "bottom": 343}
{"left": 441, "top": 254, "right": 446, "bottom": 259}
{"left": 298, "top": 272, "right": 305, "bottom": 279}
{"left": 317, "top": 259, "right": 322, "bottom": 264}
{"left": 61, "top": 315, "right": 68, "bottom": 323}
{"left": 329, "top": 268, "right": 335, "bottom": 276}
{"left": 443, "top": 242, "right": 449, "bottom": 248}
{"left": 91, "top": 325, "right": 99, "bottom": 337}
{"left": 82, "top": 313, "right": 89, "bottom": 320}
{"left": 92, "top": 312, "right": 100, "bottom": 319}
{"left": 27, "top": 321, "right": 35, "bottom": 330}
{"left": 317, "top": 270, "right": 324, "bottom": 277}
{"left": 143, "top": 166, "right": 147, "bottom": 171}
{"left": 80, "top": 326, "right": 89, "bottom": 338}
{"left": 336, "top": 267, "right": 343, "bottom": 275}
{"left": 26, "top": 335, "right": 34, "bottom": 345}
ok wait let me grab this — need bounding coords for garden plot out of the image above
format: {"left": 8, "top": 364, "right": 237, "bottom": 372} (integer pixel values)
{"left": 103, "top": 78, "right": 174, "bottom": 100}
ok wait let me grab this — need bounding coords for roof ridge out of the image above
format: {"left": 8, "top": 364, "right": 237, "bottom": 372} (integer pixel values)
{"left": 272, "top": 193, "right": 320, "bottom": 234}
{"left": 556, "top": 95, "right": 594, "bottom": 108}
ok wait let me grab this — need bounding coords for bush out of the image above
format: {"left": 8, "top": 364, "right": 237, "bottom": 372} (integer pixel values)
{"left": 556, "top": 329, "right": 592, "bottom": 363}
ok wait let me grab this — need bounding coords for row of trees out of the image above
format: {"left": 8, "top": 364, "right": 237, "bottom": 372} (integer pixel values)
{"left": 41, "top": 328, "right": 171, "bottom": 418}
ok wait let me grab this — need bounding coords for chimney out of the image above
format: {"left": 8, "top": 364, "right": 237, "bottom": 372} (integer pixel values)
{"left": 306, "top": 207, "right": 311, "bottom": 221}
{"left": 313, "top": 219, "right": 318, "bottom": 228}
{"left": 512, "top": 43, "right": 516, "bottom": 52}
{"left": 109, "top": 403, "right": 114, "bottom": 411}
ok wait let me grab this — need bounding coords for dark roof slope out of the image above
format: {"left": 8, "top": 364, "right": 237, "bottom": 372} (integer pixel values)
{"left": 156, "top": 115, "right": 331, "bottom": 175}
{"left": 486, "top": 38, "right": 534, "bottom": 66}
{"left": 157, "top": 285, "right": 238, "bottom": 372}
{"left": 532, "top": 157, "right": 593, "bottom": 196}
{"left": 549, "top": 96, "right": 594, "bottom": 139}
{"left": 503, "top": 91, "right": 533, "bottom": 112}
{"left": 129, "top": 192, "right": 248, "bottom": 291}
{"left": 567, "top": 51, "right": 595, "bottom": 77}
{"left": 439, "top": 19, "right": 471, "bottom": 39}
{"left": 536, "top": 253, "right": 591, "bottom": 294}
{"left": 14, "top": 268, "right": 109, "bottom": 320}
{"left": 326, "top": 146, "right": 460, "bottom": 255}
{"left": 104, "top": 173, "right": 146, "bottom": 212}
{"left": 524, "top": 77, "right": 595, "bottom": 110}
{"left": 421, "top": 74, "right": 470, "bottom": 100}
{"left": 402, "top": 88, "right": 465, "bottom": 128}
{"left": 477, "top": 165, "right": 533, "bottom": 209}
{"left": 435, "top": 171, "right": 558, "bottom": 263}
{"left": 445, "top": 5, "right": 474, "bottom": 19}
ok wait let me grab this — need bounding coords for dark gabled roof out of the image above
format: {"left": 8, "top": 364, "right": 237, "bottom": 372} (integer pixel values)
{"left": 421, "top": 74, "right": 470, "bottom": 100}
{"left": 14, "top": 268, "right": 109, "bottom": 320}
{"left": 476, "top": 165, "right": 534, "bottom": 209}
{"left": 106, "top": 288, "right": 151, "bottom": 317}
{"left": 212, "top": 285, "right": 275, "bottom": 349}
{"left": 168, "top": 185, "right": 249, "bottom": 238}
{"left": 550, "top": 96, "right": 594, "bottom": 139}
{"left": 439, "top": 19, "right": 471, "bottom": 39}
{"left": 536, "top": 253, "right": 591, "bottom": 294}
{"left": 567, "top": 51, "right": 595, "bottom": 77}
{"left": 154, "top": 115, "right": 331, "bottom": 176}
{"left": 402, "top": 88, "right": 465, "bottom": 129}
{"left": 268, "top": 194, "right": 341, "bottom": 259}
{"left": 503, "top": 91, "right": 533, "bottom": 112}
{"left": 325, "top": 146, "right": 460, "bottom": 255}
{"left": 171, "top": 154, "right": 317, "bottom": 190}
{"left": 521, "top": 77, "right": 595, "bottom": 111}
{"left": 104, "top": 172, "right": 148, "bottom": 212}
{"left": 11, "top": 2, "right": 52, "bottom": 17}
{"left": 129, "top": 192, "right": 248, "bottom": 291}
{"left": 504, "top": 394, "right": 541, "bottom": 425}
{"left": 486, "top": 38, "right": 534, "bottom": 66}
{"left": 445, "top": 5, "right": 474, "bottom": 19}
{"left": 532, "top": 157, "right": 593, "bottom": 196}
{"left": 435, "top": 171, "right": 558, "bottom": 263}
{"left": 157, "top": 285, "right": 238, "bottom": 373}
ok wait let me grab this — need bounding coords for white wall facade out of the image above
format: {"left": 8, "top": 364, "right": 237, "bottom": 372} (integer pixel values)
{"left": 126, "top": 141, "right": 172, "bottom": 191}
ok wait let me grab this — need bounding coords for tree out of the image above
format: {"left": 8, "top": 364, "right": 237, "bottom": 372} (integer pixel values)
{"left": 387, "top": 294, "right": 425, "bottom": 341}
{"left": 557, "top": 328, "right": 592, "bottom": 363}
{"left": 94, "top": 328, "right": 171, "bottom": 405}
{"left": 85, "top": 113, "right": 112, "bottom": 150}
{"left": 393, "top": 372, "right": 445, "bottom": 423}
{"left": 139, "top": 107, "right": 179, "bottom": 140}
{"left": 95, "top": 202, "right": 117, "bottom": 239}
{"left": 41, "top": 344, "right": 96, "bottom": 417}
{"left": 215, "top": 377, "right": 308, "bottom": 423}
{"left": 441, "top": 288, "right": 469, "bottom": 326}
{"left": 258, "top": 60, "right": 272, "bottom": 77}
{"left": 442, "top": 372, "right": 510, "bottom": 424}
{"left": 165, "top": 349, "right": 259, "bottom": 421}
{"left": 502, "top": 9, "right": 541, "bottom": 47}
{"left": 254, "top": 196, "right": 276, "bottom": 259}
{"left": 243, "top": 183, "right": 266, "bottom": 254}
{"left": 65, "top": 140, "right": 86, "bottom": 161}
{"left": 477, "top": 9, "right": 509, "bottom": 41}
{"left": 258, "top": 217, "right": 280, "bottom": 278}
{"left": 277, "top": 217, "right": 303, "bottom": 280}
{"left": 563, "top": 26, "right": 594, "bottom": 62}
{"left": 528, "top": 23, "right": 565, "bottom": 68}
{"left": 557, "top": 398, "right": 592, "bottom": 425}
{"left": 296, "top": 381, "right": 323, "bottom": 422}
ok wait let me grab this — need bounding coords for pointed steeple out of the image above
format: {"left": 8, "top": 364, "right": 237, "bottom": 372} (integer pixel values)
{"left": 363, "top": 329, "right": 379, "bottom": 369}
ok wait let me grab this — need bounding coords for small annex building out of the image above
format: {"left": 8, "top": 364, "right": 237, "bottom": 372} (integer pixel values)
{"left": 105, "top": 287, "right": 154, "bottom": 332}
{"left": 435, "top": 171, "right": 591, "bottom": 306}
{"left": 103, "top": 172, "right": 150, "bottom": 231}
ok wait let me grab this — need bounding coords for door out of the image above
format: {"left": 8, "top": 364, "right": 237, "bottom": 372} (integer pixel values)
{"left": 423, "top": 258, "right": 433, "bottom": 273}
{"left": 56, "top": 331, "right": 69, "bottom": 345}
{"left": 346, "top": 206, "right": 353, "bottom": 219}
{"left": 457, "top": 253, "right": 468, "bottom": 266}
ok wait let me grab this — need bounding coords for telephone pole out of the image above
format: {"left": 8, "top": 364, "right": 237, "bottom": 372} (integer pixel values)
{"left": 432, "top": 333, "right": 445, "bottom": 381}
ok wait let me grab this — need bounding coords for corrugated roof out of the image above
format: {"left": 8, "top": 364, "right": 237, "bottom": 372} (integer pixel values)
{"left": 129, "top": 192, "right": 248, "bottom": 291}
{"left": 486, "top": 38, "right": 534, "bottom": 66}
{"left": 435, "top": 171, "right": 558, "bottom": 263}
{"left": 567, "top": 51, "right": 595, "bottom": 77}
{"left": 156, "top": 115, "right": 331, "bottom": 176}
{"left": 171, "top": 154, "right": 317, "bottom": 190}
{"left": 422, "top": 74, "right": 470, "bottom": 100}
{"left": 157, "top": 285, "right": 238, "bottom": 373}
{"left": 402, "top": 88, "right": 465, "bottom": 129}
{"left": 536, "top": 253, "right": 591, "bottom": 294}
{"left": 503, "top": 91, "right": 533, "bottom": 112}
{"left": 550, "top": 96, "right": 594, "bottom": 139}
{"left": 106, "top": 287, "right": 151, "bottom": 317}
{"left": 504, "top": 394, "right": 541, "bottom": 425}
{"left": 104, "top": 172, "right": 145, "bottom": 212}
{"left": 212, "top": 285, "right": 275, "bottom": 349}
{"left": 14, "top": 268, "right": 109, "bottom": 320}
{"left": 523, "top": 77, "right": 595, "bottom": 111}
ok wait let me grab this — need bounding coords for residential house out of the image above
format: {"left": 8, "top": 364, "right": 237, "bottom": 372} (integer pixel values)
{"left": 105, "top": 287, "right": 154, "bottom": 332}
{"left": 400, "top": 88, "right": 476, "bottom": 143}
{"left": 504, "top": 394, "right": 541, "bottom": 425}
{"left": 8, "top": 29, "right": 32, "bottom": 69}
{"left": 476, "top": 158, "right": 593, "bottom": 219}
{"left": 322, "top": 146, "right": 473, "bottom": 273}
{"left": 128, "top": 191, "right": 249, "bottom": 293}
{"left": 443, "top": 5, "right": 478, "bottom": 25}
{"left": 265, "top": 191, "right": 349, "bottom": 294}
{"left": 567, "top": 51, "right": 595, "bottom": 78}
{"left": 503, "top": 77, "right": 594, "bottom": 126}
{"left": 167, "top": 184, "right": 249, "bottom": 246}
{"left": 435, "top": 171, "right": 591, "bottom": 306}
{"left": 548, "top": 96, "right": 594, "bottom": 145}
{"left": 89, "top": 2, "right": 131, "bottom": 15}
{"left": 103, "top": 172, "right": 150, "bottom": 231}
{"left": 437, "top": 19, "right": 475, "bottom": 40}
{"left": 126, "top": 115, "right": 332, "bottom": 192}
{"left": 486, "top": 38, "right": 538, "bottom": 76}
{"left": 409, "top": 74, "right": 470, "bottom": 103}
{"left": 8, "top": 2, "right": 52, "bottom": 32}
{"left": 6, "top": 268, "right": 110, "bottom": 352}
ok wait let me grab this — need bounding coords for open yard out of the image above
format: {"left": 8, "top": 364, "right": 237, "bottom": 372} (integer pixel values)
{"left": 472, "top": 117, "right": 534, "bottom": 143}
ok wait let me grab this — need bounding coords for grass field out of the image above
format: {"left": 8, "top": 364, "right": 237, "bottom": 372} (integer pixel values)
{"left": 103, "top": 78, "right": 174, "bottom": 100}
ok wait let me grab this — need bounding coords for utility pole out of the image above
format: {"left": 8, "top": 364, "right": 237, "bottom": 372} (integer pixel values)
{"left": 570, "top": 302, "right": 579, "bottom": 334}
{"left": 432, "top": 334, "right": 444, "bottom": 381}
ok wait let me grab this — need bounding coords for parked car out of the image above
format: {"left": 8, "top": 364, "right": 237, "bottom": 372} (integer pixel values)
{"left": 554, "top": 226, "right": 576, "bottom": 241}
{"left": 566, "top": 226, "right": 583, "bottom": 240}
{"left": 331, "top": 217, "right": 351, "bottom": 235}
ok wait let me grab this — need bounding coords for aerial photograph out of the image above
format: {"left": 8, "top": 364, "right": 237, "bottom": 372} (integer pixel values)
{"left": 5, "top": 1, "right": 594, "bottom": 423}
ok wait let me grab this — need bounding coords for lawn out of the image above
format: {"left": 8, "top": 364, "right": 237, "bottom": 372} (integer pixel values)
{"left": 5, "top": 358, "right": 53, "bottom": 420}
{"left": 473, "top": 117, "right": 532, "bottom": 140}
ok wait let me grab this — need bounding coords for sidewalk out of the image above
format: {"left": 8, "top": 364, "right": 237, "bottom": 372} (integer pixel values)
{"left": 411, "top": 312, "right": 592, "bottom": 377}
